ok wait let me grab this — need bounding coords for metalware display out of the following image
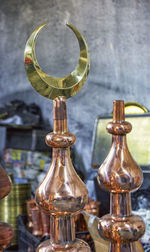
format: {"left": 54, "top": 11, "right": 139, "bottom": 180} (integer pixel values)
{"left": 24, "top": 23, "right": 90, "bottom": 251}
{"left": 0, "top": 183, "right": 31, "bottom": 245}
{"left": 27, "top": 199, "right": 50, "bottom": 237}
{"left": 0, "top": 165, "right": 14, "bottom": 251}
{"left": 97, "top": 100, "right": 145, "bottom": 252}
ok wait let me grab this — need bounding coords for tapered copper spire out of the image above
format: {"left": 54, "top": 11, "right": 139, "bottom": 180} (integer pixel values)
{"left": 24, "top": 22, "right": 90, "bottom": 251}
{"left": 97, "top": 100, "right": 145, "bottom": 252}
{"left": 35, "top": 97, "right": 90, "bottom": 251}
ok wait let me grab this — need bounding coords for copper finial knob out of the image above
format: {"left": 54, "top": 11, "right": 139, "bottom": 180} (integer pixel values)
{"left": 97, "top": 100, "right": 145, "bottom": 252}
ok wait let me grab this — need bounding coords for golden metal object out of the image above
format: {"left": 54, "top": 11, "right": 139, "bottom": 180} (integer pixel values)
{"left": 24, "top": 23, "right": 90, "bottom": 100}
{"left": 24, "top": 23, "right": 90, "bottom": 251}
{"left": 0, "top": 183, "right": 31, "bottom": 245}
{"left": 97, "top": 100, "right": 145, "bottom": 252}
{"left": 125, "top": 101, "right": 148, "bottom": 114}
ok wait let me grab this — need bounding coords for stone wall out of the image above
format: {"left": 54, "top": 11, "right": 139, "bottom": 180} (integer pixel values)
{"left": 0, "top": 0, "right": 150, "bottom": 183}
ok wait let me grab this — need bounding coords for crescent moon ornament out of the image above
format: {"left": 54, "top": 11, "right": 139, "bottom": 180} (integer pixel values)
{"left": 24, "top": 23, "right": 90, "bottom": 100}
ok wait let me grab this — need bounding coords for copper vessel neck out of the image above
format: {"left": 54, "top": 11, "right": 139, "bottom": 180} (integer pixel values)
{"left": 113, "top": 100, "right": 125, "bottom": 122}
{"left": 110, "top": 193, "right": 132, "bottom": 217}
{"left": 50, "top": 215, "right": 75, "bottom": 245}
{"left": 53, "top": 96, "right": 68, "bottom": 133}
{"left": 110, "top": 242, "right": 136, "bottom": 252}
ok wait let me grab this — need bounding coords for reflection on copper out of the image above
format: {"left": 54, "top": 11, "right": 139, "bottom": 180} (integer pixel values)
{"left": 0, "top": 165, "right": 14, "bottom": 251}
{"left": 27, "top": 199, "right": 50, "bottom": 237}
{"left": 30, "top": 207, "right": 42, "bottom": 237}
{"left": 76, "top": 198, "right": 100, "bottom": 233}
{"left": 0, "top": 165, "right": 11, "bottom": 200}
{"left": 97, "top": 100, "right": 145, "bottom": 252}
{"left": 0, "top": 222, "right": 14, "bottom": 251}
{"left": 35, "top": 97, "right": 91, "bottom": 251}
{"left": 27, "top": 199, "right": 36, "bottom": 229}
{"left": 84, "top": 199, "right": 100, "bottom": 216}
{"left": 41, "top": 211, "right": 50, "bottom": 237}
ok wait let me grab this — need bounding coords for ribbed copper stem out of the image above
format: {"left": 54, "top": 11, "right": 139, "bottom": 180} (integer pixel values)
{"left": 113, "top": 100, "right": 124, "bottom": 122}
{"left": 50, "top": 215, "right": 75, "bottom": 244}
{"left": 110, "top": 193, "right": 132, "bottom": 217}
{"left": 110, "top": 242, "right": 136, "bottom": 252}
{"left": 53, "top": 96, "right": 68, "bottom": 133}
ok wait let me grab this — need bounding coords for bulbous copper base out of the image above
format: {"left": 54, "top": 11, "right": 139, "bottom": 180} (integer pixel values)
{"left": 36, "top": 239, "right": 90, "bottom": 252}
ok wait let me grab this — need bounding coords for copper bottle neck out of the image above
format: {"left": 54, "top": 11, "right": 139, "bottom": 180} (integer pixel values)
{"left": 50, "top": 215, "right": 75, "bottom": 245}
{"left": 110, "top": 242, "right": 136, "bottom": 252}
{"left": 53, "top": 96, "right": 68, "bottom": 133}
{"left": 110, "top": 193, "right": 132, "bottom": 217}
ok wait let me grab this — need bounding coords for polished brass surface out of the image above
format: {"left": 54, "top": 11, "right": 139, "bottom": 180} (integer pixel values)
{"left": 24, "top": 23, "right": 90, "bottom": 100}
{"left": 0, "top": 183, "right": 31, "bottom": 245}
{"left": 35, "top": 97, "right": 90, "bottom": 251}
{"left": 125, "top": 102, "right": 148, "bottom": 114}
{"left": 97, "top": 100, "right": 145, "bottom": 252}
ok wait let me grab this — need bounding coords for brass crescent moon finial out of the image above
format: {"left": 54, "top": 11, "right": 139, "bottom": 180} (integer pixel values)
{"left": 24, "top": 23, "right": 90, "bottom": 100}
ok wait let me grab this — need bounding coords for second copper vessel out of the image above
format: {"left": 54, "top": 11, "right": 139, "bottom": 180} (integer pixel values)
{"left": 97, "top": 101, "right": 145, "bottom": 252}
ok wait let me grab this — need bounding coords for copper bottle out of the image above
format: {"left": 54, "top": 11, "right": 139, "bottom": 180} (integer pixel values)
{"left": 35, "top": 97, "right": 91, "bottom": 251}
{"left": 0, "top": 165, "right": 14, "bottom": 251}
{"left": 97, "top": 100, "right": 145, "bottom": 252}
